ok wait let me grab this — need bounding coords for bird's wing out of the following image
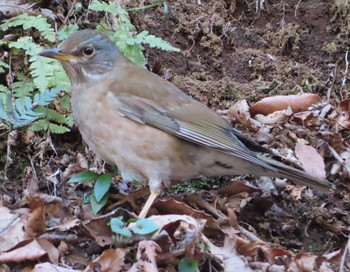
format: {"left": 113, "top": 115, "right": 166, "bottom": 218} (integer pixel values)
{"left": 112, "top": 93, "right": 274, "bottom": 170}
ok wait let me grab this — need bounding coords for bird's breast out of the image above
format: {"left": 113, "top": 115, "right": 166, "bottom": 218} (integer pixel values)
{"left": 70, "top": 86, "right": 208, "bottom": 187}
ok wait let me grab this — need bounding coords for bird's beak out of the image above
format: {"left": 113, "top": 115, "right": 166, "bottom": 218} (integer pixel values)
{"left": 39, "top": 48, "right": 80, "bottom": 62}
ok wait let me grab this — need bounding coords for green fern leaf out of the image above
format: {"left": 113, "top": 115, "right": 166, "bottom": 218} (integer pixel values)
{"left": 48, "top": 123, "right": 70, "bottom": 134}
{"left": 0, "top": 13, "right": 55, "bottom": 42}
{"left": 34, "top": 85, "right": 66, "bottom": 106}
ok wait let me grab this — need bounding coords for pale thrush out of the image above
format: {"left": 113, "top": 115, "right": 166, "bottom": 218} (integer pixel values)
{"left": 39, "top": 29, "right": 334, "bottom": 217}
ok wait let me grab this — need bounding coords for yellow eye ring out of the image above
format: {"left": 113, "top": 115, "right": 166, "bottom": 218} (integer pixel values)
{"left": 82, "top": 47, "right": 95, "bottom": 57}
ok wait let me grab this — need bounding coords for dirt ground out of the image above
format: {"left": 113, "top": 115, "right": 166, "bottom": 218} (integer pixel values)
{"left": 0, "top": 0, "right": 350, "bottom": 271}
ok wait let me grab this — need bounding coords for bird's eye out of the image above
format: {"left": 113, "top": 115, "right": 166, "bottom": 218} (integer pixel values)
{"left": 82, "top": 47, "right": 95, "bottom": 57}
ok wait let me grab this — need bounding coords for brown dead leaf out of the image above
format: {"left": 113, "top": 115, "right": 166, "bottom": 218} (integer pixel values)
{"left": 0, "top": 206, "right": 27, "bottom": 252}
{"left": 36, "top": 238, "right": 59, "bottom": 264}
{"left": 84, "top": 248, "right": 128, "bottom": 272}
{"left": 201, "top": 235, "right": 252, "bottom": 271}
{"left": 135, "top": 241, "right": 161, "bottom": 272}
{"left": 293, "top": 110, "right": 323, "bottom": 126}
{"left": 153, "top": 199, "right": 221, "bottom": 233}
{"left": 289, "top": 253, "right": 331, "bottom": 272}
{"left": 33, "top": 262, "right": 81, "bottom": 272}
{"left": 250, "top": 94, "right": 322, "bottom": 116}
{"left": 0, "top": 239, "right": 46, "bottom": 263}
{"left": 259, "top": 245, "right": 293, "bottom": 264}
{"left": 149, "top": 214, "right": 205, "bottom": 258}
{"left": 218, "top": 180, "right": 260, "bottom": 196}
{"left": 295, "top": 143, "right": 326, "bottom": 179}
{"left": 25, "top": 195, "right": 46, "bottom": 238}
{"left": 254, "top": 109, "right": 291, "bottom": 125}
{"left": 228, "top": 99, "right": 260, "bottom": 128}
{"left": 336, "top": 99, "right": 350, "bottom": 130}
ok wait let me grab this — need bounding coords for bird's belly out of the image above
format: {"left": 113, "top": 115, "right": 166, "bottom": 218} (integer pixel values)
{"left": 73, "top": 97, "right": 206, "bottom": 187}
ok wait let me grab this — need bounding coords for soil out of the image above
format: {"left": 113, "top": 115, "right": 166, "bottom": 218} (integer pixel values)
{"left": 0, "top": 0, "right": 349, "bottom": 271}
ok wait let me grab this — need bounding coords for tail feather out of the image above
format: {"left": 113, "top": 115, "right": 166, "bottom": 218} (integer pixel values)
{"left": 258, "top": 155, "right": 335, "bottom": 193}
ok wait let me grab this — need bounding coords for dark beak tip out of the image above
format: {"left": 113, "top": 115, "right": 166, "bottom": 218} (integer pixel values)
{"left": 38, "top": 48, "right": 61, "bottom": 58}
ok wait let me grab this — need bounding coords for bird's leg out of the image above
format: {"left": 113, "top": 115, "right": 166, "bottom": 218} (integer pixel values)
{"left": 138, "top": 188, "right": 161, "bottom": 218}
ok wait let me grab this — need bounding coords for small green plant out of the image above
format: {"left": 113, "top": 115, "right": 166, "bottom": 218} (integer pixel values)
{"left": 178, "top": 257, "right": 199, "bottom": 272}
{"left": 109, "top": 216, "right": 159, "bottom": 246}
{"left": 69, "top": 171, "right": 112, "bottom": 214}
{"left": 0, "top": 85, "right": 66, "bottom": 131}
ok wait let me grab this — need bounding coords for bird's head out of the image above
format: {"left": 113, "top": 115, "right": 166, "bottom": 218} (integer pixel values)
{"left": 39, "top": 29, "right": 120, "bottom": 85}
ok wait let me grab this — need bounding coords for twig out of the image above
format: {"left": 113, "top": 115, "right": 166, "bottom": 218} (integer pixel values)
{"left": 238, "top": 225, "right": 264, "bottom": 242}
{"left": 328, "top": 143, "right": 350, "bottom": 176}
{"left": 294, "top": 0, "right": 302, "bottom": 17}
{"left": 340, "top": 51, "right": 349, "bottom": 100}
{"left": 339, "top": 234, "right": 350, "bottom": 272}
{"left": 60, "top": 0, "right": 77, "bottom": 28}
{"left": 326, "top": 64, "right": 337, "bottom": 102}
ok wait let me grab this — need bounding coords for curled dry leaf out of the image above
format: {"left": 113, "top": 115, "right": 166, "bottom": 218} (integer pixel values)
{"left": 292, "top": 111, "right": 322, "bottom": 127}
{"left": 336, "top": 99, "right": 350, "bottom": 130}
{"left": 149, "top": 214, "right": 205, "bottom": 258}
{"left": 134, "top": 241, "right": 161, "bottom": 272}
{"left": 295, "top": 143, "right": 326, "bottom": 180}
{"left": 153, "top": 198, "right": 221, "bottom": 232}
{"left": 84, "top": 248, "right": 128, "bottom": 272}
{"left": 250, "top": 94, "right": 322, "bottom": 116}
{"left": 228, "top": 99, "right": 260, "bottom": 128}
{"left": 254, "top": 109, "right": 291, "bottom": 125}
{"left": 25, "top": 195, "right": 46, "bottom": 238}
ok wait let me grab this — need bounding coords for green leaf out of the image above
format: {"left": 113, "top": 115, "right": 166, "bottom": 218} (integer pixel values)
{"left": 69, "top": 171, "right": 99, "bottom": 183}
{"left": 94, "top": 173, "right": 112, "bottom": 202}
{"left": 109, "top": 217, "right": 132, "bottom": 238}
{"left": 48, "top": 123, "right": 70, "bottom": 134}
{"left": 90, "top": 192, "right": 109, "bottom": 214}
{"left": 34, "top": 85, "right": 66, "bottom": 106}
{"left": 30, "top": 119, "right": 49, "bottom": 131}
{"left": 178, "top": 257, "right": 198, "bottom": 272}
{"left": 0, "top": 13, "right": 55, "bottom": 42}
{"left": 133, "top": 218, "right": 159, "bottom": 235}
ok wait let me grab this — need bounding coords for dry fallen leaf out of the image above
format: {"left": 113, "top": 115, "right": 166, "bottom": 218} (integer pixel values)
{"left": 134, "top": 241, "right": 161, "bottom": 272}
{"left": 250, "top": 94, "right": 322, "bottom": 116}
{"left": 254, "top": 109, "right": 290, "bottom": 125}
{"left": 33, "top": 262, "right": 81, "bottom": 272}
{"left": 0, "top": 239, "right": 47, "bottom": 263}
{"left": 295, "top": 143, "right": 326, "bottom": 179}
{"left": 336, "top": 99, "right": 350, "bottom": 130}
{"left": 228, "top": 99, "right": 260, "bottom": 128}
{"left": 0, "top": 207, "right": 27, "bottom": 252}
{"left": 84, "top": 248, "right": 128, "bottom": 272}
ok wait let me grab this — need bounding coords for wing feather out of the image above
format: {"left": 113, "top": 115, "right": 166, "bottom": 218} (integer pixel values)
{"left": 114, "top": 94, "right": 275, "bottom": 171}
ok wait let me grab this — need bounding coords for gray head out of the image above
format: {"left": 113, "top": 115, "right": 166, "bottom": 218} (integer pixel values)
{"left": 39, "top": 29, "right": 120, "bottom": 85}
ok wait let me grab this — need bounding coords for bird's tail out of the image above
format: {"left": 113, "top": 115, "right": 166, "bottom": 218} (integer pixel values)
{"left": 258, "top": 155, "right": 335, "bottom": 193}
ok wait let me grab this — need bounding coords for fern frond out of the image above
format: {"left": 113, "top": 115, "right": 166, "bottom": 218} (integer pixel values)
{"left": 34, "top": 85, "right": 66, "bottom": 106}
{"left": 9, "top": 37, "right": 69, "bottom": 91}
{"left": 0, "top": 13, "right": 55, "bottom": 42}
{"left": 0, "top": 85, "right": 66, "bottom": 129}
{"left": 90, "top": 0, "right": 180, "bottom": 67}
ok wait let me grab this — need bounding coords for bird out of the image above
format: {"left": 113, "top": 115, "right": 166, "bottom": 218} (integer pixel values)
{"left": 39, "top": 29, "right": 334, "bottom": 218}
